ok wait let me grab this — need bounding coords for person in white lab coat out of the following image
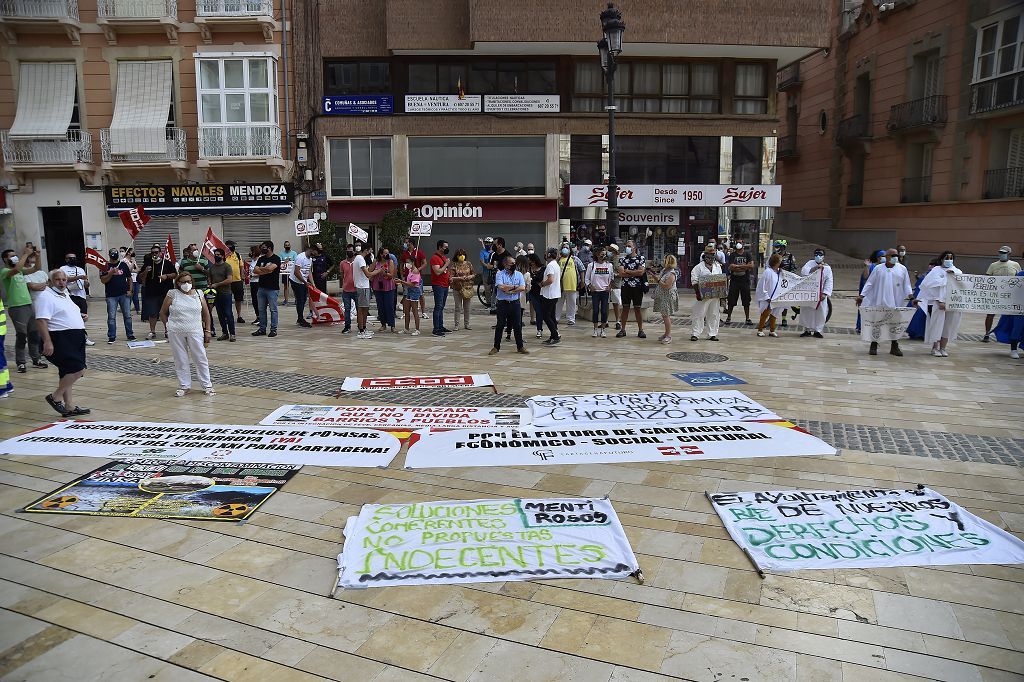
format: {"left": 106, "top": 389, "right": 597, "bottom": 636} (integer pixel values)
{"left": 798, "top": 248, "right": 834, "bottom": 338}
{"left": 690, "top": 250, "right": 724, "bottom": 341}
{"left": 856, "top": 248, "right": 914, "bottom": 356}
{"left": 918, "top": 250, "right": 962, "bottom": 357}
{"left": 754, "top": 252, "right": 784, "bottom": 337}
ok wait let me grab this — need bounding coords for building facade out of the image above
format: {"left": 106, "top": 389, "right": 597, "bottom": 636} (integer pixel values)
{"left": 290, "top": 0, "right": 830, "bottom": 285}
{"left": 775, "top": 0, "right": 1024, "bottom": 271}
{"left": 0, "top": 0, "right": 295, "bottom": 282}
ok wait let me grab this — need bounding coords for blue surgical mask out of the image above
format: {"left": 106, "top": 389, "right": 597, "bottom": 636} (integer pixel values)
{"left": 814, "top": 255, "right": 824, "bottom": 264}
{"left": 999, "top": 253, "right": 1009, "bottom": 261}
{"left": 943, "top": 259, "right": 953, "bottom": 269}
{"left": 561, "top": 247, "right": 569, "bottom": 256}
{"left": 624, "top": 246, "right": 633, "bottom": 255}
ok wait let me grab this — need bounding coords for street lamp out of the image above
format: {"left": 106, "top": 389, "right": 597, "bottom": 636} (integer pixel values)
{"left": 598, "top": 3, "right": 625, "bottom": 243}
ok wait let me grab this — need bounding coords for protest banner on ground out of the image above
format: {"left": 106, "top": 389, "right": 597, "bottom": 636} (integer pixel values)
{"left": 0, "top": 421, "right": 401, "bottom": 467}
{"left": 773, "top": 269, "right": 824, "bottom": 304}
{"left": 859, "top": 306, "right": 916, "bottom": 342}
{"left": 709, "top": 487, "right": 1024, "bottom": 573}
{"left": 947, "top": 274, "right": 1024, "bottom": 315}
{"left": 336, "top": 497, "right": 639, "bottom": 589}
{"left": 23, "top": 460, "right": 298, "bottom": 522}
{"left": 527, "top": 389, "right": 779, "bottom": 427}
{"left": 341, "top": 374, "right": 494, "bottom": 391}
{"left": 261, "top": 405, "right": 531, "bottom": 432}
{"left": 404, "top": 421, "right": 836, "bottom": 469}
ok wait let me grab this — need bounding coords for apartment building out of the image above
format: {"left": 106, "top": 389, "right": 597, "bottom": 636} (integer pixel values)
{"left": 0, "top": 0, "right": 294, "bottom": 274}
{"left": 289, "top": 0, "right": 830, "bottom": 285}
{"left": 775, "top": 0, "right": 1024, "bottom": 271}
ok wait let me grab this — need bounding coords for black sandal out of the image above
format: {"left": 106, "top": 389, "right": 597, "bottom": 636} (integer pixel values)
{"left": 66, "top": 406, "right": 91, "bottom": 416}
{"left": 45, "top": 394, "right": 69, "bottom": 416}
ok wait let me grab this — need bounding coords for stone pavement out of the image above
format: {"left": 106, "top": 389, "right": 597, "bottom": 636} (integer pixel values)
{"left": 0, "top": 295, "right": 1021, "bottom": 681}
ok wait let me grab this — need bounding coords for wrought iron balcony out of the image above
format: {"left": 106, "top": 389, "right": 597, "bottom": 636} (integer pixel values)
{"left": 100, "top": 127, "right": 186, "bottom": 164}
{"left": 0, "top": 0, "right": 77, "bottom": 18}
{"left": 196, "top": 0, "right": 271, "bottom": 15}
{"left": 970, "top": 72, "right": 1024, "bottom": 115}
{"left": 835, "top": 113, "right": 871, "bottom": 146}
{"left": 900, "top": 175, "right": 932, "bottom": 203}
{"left": 1, "top": 128, "right": 92, "bottom": 166}
{"left": 199, "top": 124, "right": 281, "bottom": 159}
{"left": 983, "top": 167, "right": 1024, "bottom": 199}
{"left": 97, "top": 0, "right": 175, "bottom": 18}
{"left": 886, "top": 95, "right": 947, "bottom": 132}
{"left": 777, "top": 134, "right": 799, "bottom": 159}
{"left": 847, "top": 182, "right": 863, "bottom": 206}
{"left": 777, "top": 63, "right": 801, "bottom": 91}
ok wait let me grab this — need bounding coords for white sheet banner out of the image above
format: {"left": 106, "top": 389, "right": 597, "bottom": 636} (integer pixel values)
{"left": 709, "top": 487, "right": 1024, "bottom": 572}
{"left": 337, "top": 497, "right": 639, "bottom": 588}
{"left": 341, "top": 374, "right": 494, "bottom": 391}
{"left": 0, "top": 421, "right": 401, "bottom": 467}
{"left": 948, "top": 274, "right": 1024, "bottom": 314}
{"left": 859, "top": 306, "right": 917, "bottom": 342}
{"left": 527, "top": 390, "right": 779, "bottom": 427}
{"left": 773, "top": 270, "right": 824, "bottom": 304}
{"left": 261, "top": 405, "right": 531, "bottom": 430}
{"left": 404, "top": 422, "right": 836, "bottom": 469}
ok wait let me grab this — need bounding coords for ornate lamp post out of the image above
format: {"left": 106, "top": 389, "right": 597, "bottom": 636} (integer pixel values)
{"left": 598, "top": 3, "right": 625, "bottom": 240}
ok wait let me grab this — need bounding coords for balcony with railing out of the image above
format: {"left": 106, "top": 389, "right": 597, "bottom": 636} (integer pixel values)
{"left": 1, "top": 129, "right": 93, "bottom": 167}
{"left": 983, "top": 167, "right": 1024, "bottom": 200}
{"left": 96, "top": 0, "right": 178, "bottom": 43}
{"left": 194, "top": 0, "right": 275, "bottom": 42}
{"left": 835, "top": 113, "right": 871, "bottom": 148}
{"left": 777, "top": 63, "right": 801, "bottom": 92}
{"left": 100, "top": 127, "right": 186, "bottom": 164}
{"left": 886, "top": 95, "right": 947, "bottom": 133}
{"left": 777, "top": 134, "right": 799, "bottom": 159}
{"left": 199, "top": 125, "right": 281, "bottom": 160}
{"left": 970, "top": 72, "right": 1024, "bottom": 115}
{"left": 0, "top": 0, "right": 81, "bottom": 43}
{"left": 900, "top": 175, "right": 932, "bottom": 203}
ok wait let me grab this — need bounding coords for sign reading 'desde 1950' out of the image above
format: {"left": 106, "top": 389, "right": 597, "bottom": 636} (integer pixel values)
{"left": 105, "top": 184, "right": 293, "bottom": 212}
{"left": 567, "top": 184, "right": 782, "bottom": 208}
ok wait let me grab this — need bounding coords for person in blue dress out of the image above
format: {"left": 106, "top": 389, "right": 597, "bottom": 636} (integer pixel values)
{"left": 856, "top": 250, "right": 885, "bottom": 332}
{"left": 906, "top": 259, "right": 937, "bottom": 340}
{"left": 993, "top": 267, "right": 1024, "bottom": 359}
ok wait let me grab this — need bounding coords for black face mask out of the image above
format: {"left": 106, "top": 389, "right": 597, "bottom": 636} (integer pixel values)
{"left": 346, "top": 251, "right": 355, "bottom": 259}
{"left": 66, "top": 258, "right": 76, "bottom": 265}
{"left": 215, "top": 255, "right": 224, "bottom": 263}
{"left": 443, "top": 247, "right": 450, "bottom": 255}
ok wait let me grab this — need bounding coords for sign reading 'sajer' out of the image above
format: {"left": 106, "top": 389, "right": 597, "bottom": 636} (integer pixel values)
{"left": 337, "top": 497, "right": 638, "bottom": 588}
{"left": 341, "top": 374, "right": 494, "bottom": 391}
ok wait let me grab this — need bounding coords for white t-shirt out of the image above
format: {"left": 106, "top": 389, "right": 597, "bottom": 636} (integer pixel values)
{"left": 24, "top": 270, "right": 49, "bottom": 303}
{"left": 541, "top": 260, "right": 562, "bottom": 300}
{"left": 352, "top": 254, "right": 370, "bottom": 289}
{"left": 61, "top": 265, "right": 88, "bottom": 297}
{"left": 33, "top": 287, "right": 85, "bottom": 331}
{"left": 291, "top": 251, "right": 313, "bottom": 284}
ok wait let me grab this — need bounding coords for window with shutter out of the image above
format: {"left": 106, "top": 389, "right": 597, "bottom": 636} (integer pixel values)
{"left": 1005, "top": 128, "right": 1024, "bottom": 196}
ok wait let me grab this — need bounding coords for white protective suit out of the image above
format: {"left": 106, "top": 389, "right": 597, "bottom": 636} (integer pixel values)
{"left": 798, "top": 260, "right": 834, "bottom": 333}
{"left": 918, "top": 264, "right": 963, "bottom": 344}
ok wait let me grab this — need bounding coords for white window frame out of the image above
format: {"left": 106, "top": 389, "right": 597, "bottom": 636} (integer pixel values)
{"left": 972, "top": 9, "right": 1024, "bottom": 84}
{"left": 327, "top": 137, "right": 394, "bottom": 198}
{"left": 194, "top": 54, "right": 278, "bottom": 127}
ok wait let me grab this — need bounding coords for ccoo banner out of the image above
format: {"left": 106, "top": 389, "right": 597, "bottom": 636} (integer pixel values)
{"left": 341, "top": 374, "right": 494, "bottom": 391}
{"left": 336, "top": 497, "right": 639, "bottom": 588}
{"left": 0, "top": 421, "right": 401, "bottom": 467}
{"left": 709, "top": 487, "right": 1024, "bottom": 572}
{"left": 261, "top": 404, "right": 530, "bottom": 430}
{"left": 947, "top": 274, "right": 1024, "bottom": 315}
{"left": 527, "top": 390, "right": 779, "bottom": 427}
{"left": 404, "top": 421, "right": 836, "bottom": 469}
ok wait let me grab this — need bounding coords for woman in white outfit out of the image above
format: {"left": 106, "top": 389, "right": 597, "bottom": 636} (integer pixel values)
{"left": 160, "top": 271, "right": 215, "bottom": 396}
{"left": 755, "top": 253, "right": 784, "bottom": 337}
{"left": 918, "top": 250, "right": 962, "bottom": 357}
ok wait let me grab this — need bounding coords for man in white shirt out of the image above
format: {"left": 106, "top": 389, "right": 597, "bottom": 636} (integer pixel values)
{"left": 352, "top": 243, "right": 374, "bottom": 338}
{"left": 539, "top": 247, "right": 562, "bottom": 345}
{"left": 798, "top": 248, "right": 834, "bottom": 339}
{"left": 289, "top": 244, "right": 317, "bottom": 329}
{"left": 857, "top": 247, "right": 913, "bottom": 356}
{"left": 690, "top": 250, "right": 724, "bottom": 341}
{"left": 983, "top": 245, "right": 1020, "bottom": 342}
{"left": 61, "top": 252, "right": 94, "bottom": 346}
{"left": 35, "top": 269, "right": 89, "bottom": 416}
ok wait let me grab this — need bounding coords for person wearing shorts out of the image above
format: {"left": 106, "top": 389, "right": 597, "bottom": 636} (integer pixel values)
{"left": 615, "top": 240, "right": 647, "bottom": 339}
{"left": 397, "top": 260, "right": 422, "bottom": 335}
{"left": 352, "top": 243, "right": 374, "bottom": 338}
{"left": 35, "top": 269, "right": 89, "bottom": 417}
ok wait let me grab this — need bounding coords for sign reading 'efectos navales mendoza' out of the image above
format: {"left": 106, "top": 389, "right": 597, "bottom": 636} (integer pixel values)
{"left": 105, "top": 183, "right": 294, "bottom": 213}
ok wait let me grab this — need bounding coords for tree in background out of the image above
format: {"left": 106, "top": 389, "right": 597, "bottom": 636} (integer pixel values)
{"left": 378, "top": 208, "right": 415, "bottom": 253}
{"left": 314, "top": 220, "right": 348, "bottom": 283}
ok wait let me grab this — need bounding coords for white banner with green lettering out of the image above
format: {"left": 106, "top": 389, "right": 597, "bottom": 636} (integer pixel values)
{"left": 336, "top": 498, "right": 639, "bottom": 588}
{"left": 709, "top": 487, "right": 1024, "bottom": 572}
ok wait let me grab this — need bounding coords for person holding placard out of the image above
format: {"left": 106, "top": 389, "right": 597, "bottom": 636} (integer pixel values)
{"left": 690, "top": 250, "right": 722, "bottom": 342}
{"left": 755, "top": 253, "right": 784, "bottom": 337}
{"left": 857, "top": 248, "right": 914, "bottom": 356}
{"left": 993, "top": 263, "right": 1024, "bottom": 359}
{"left": 919, "top": 250, "right": 962, "bottom": 357}
{"left": 983, "top": 246, "right": 1020, "bottom": 342}
{"left": 278, "top": 241, "right": 297, "bottom": 305}
{"left": 160, "top": 271, "right": 215, "bottom": 397}
{"left": 798, "top": 249, "right": 834, "bottom": 339}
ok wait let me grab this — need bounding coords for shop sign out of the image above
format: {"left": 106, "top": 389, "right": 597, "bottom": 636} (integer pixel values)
{"left": 328, "top": 199, "right": 557, "bottom": 224}
{"left": 405, "top": 95, "right": 482, "bottom": 113}
{"left": 618, "top": 209, "right": 679, "bottom": 225}
{"left": 567, "top": 184, "right": 781, "bottom": 208}
{"left": 483, "top": 95, "right": 561, "bottom": 113}
{"left": 322, "top": 95, "right": 394, "bottom": 115}
{"left": 105, "top": 183, "right": 293, "bottom": 215}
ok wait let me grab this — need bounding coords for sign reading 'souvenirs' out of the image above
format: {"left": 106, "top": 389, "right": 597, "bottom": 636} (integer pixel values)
{"left": 105, "top": 184, "right": 294, "bottom": 212}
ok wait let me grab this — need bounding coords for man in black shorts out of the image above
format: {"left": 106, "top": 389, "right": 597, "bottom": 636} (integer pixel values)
{"left": 224, "top": 240, "right": 246, "bottom": 323}
{"left": 615, "top": 239, "right": 647, "bottom": 339}
{"left": 725, "top": 241, "right": 754, "bottom": 325}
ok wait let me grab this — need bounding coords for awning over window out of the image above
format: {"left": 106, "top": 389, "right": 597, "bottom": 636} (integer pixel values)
{"left": 9, "top": 62, "right": 76, "bottom": 139}
{"left": 109, "top": 60, "right": 172, "bottom": 154}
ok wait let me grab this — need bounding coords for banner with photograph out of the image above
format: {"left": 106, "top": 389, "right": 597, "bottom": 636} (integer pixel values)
{"left": 337, "top": 497, "right": 638, "bottom": 588}
{"left": 527, "top": 390, "right": 779, "bottom": 428}
{"left": 859, "top": 306, "right": 917, "bottom": 342}
{"left": 404, "top": 421, "right": 836, "bottom": 469}
{"left": 341, "top": 374, "right": 494, "bottom": 391}
{"left": 23, "top": 460, "right": 298, "bottom": 522}
{"left": 709, "top": 487, "right": 1024, "bottom": 572}
{"left": 0, "top": 421, "right": 401, "bottom": 467}
{"left": 947, "top": 274, "right": 1024, "bottom": 315}
{"left": 773, "top": 269, "right": 824, "bottom": 304}
{"left": 261, "top": 405, "right": 531, "bottom": 432}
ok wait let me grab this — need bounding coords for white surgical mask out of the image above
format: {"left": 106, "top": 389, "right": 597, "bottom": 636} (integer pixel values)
{"left": 179, "top": 282, "right": 193, "bottom": 293}
{"left": 8, "top": 255, "right": 18, "bottom": 265}
{"left": 814, "top": 255, "right": 824, "bottom": 264}
{"left": 898, "top": 250, "right": 906, "bottom": 257}
{"left": 942, "top": 259, "right": 954, "bottom": 269}
{"left": 999, "top": 253, "right": 1009, "bottom": 261}
{"left": 624, "top": 246, "right": 633, "bottom": 255}
{"left": 888, "top": 256, "right": 899, "bottom": 264}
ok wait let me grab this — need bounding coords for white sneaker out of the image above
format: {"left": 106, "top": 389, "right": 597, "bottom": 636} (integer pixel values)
{"left": 174, "top": 388, "right": 188, "bottom": 397}
{"left": 536, "top": 330, "right": 543, "bottom": 338}
{"left": 356, "top": 331, "right": 366, "bottom": 339}
{"left": 146, "top": 332, "right": 156, "bottom": 340}
{"left": 600, "top": 329, "right": 606, "bottom": 337}
{"left": 1011, "top": 350, "right": 1021, "bottom": 359}
{"left": 84, "top": 338, "right": 96, "bottom": 346}
{"left": 757, "top": 331, "right": 766, "bottom": 337}
{"left": 364, "top": 330, "right": 374, "bottom": 338}
{"left": 592, "top": 329, "right": 599, "bottom": 337}
{"left": 411, "top": 329, "right": 421, "bottom": 336}
{"left": 204, "top": 387, "right": 216, "bottom": 396}
{"left": 939, "top": 349, "right": 949, "bottom": 357}
{"left": 931, "top": 348, "right": 942, "bottom": 357}
{"left": 768, "top": 331, "right": 778, "bottom": 337}
{"left": 421, "top": 312, "right": 428, "bottom": 319}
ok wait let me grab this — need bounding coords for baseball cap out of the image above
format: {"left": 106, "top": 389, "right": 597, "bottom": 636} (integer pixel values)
{"left": 607, "top": 243, "right": 619, "bottom": 252}
{"left": 999, "top": 245, "right": 1012, "bottom": 254}
{"left": 583, "top": 239, "right": 593, "bottom": 246}
{"left": 814, "top": 248, "right": 825, "bottom": 256}
{"left": 484, "top": 236, "right": 494, "bottom": 243}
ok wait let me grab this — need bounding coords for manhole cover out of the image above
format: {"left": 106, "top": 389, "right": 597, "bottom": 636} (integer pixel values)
{"left": 666, "top": 352, "right": 729, "bottom": 363}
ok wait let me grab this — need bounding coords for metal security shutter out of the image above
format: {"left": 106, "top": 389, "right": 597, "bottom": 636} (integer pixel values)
{"left": 133, "top": 217, "right": 180, "bottom": 256}
{"left": 222, "top": 217, "right": 271, "bottom": 251}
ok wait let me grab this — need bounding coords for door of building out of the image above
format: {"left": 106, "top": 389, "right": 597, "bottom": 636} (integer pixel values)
{"left": 40, "top": 206, "right": 85, "bottom": 271}
{"left": 682, "top": 219, "right": 718, "bottom": 287}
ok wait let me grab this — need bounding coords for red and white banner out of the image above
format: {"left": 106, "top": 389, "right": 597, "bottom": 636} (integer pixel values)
{"left": 118, "top": 205, "right": 151, "bottom": 239}
{"left": 163, "top": 234, "right": 177, "bottom": 265}
{"left": 566, "top": 184, "right": 782, "bottom": 208}
{"left": 307, "top": 283, "right": 344, "bottom": 325}
{"left": 260, "top": 405, "right": 530, "bottom": 430}
{"left": 201, "top": 227, "right": 228, "bottom": 263}
{"left": 84, "top": 248, "right": 109, "bottom": 270}
{"left": 341, "top": 374, "right": 494, "bottom": 391}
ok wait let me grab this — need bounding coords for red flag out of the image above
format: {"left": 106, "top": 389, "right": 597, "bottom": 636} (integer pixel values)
{"left": 201, "top": 227, "right": 228, "bottom": 262}
{"left": 307, "top": 283, "right": 345, "bottom": 325}
{"left": 118, "top": 205, "right": 151, "bottom": 240}
{"left": 163, "top": 233, "right": 177, "bottom": 265}
{"left": 84, "top": 248, "right": 109, "bottom": 270}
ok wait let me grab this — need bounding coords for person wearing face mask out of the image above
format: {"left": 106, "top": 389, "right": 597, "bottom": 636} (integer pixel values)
{"left": 223, "top": 241, "right": 246, "bottom": 324}
{"left": 585, "top": 249, "right": 613, "bottom": 337}
{"left": 207, "top": 248, "right": 237, "bottom": 342}
{"left": 402, "top": 237, "right": 428, "bottom": 322}
{"left": 690, "top": 249, "right": 722, "bottom": 342}
{"left": 539, "top": 247, "right": 562, "bottom": 345}
{"left": 856, "top": 248, "right": 914, "bottom": 356}
{"left": 983, "top": 246, "right": 1020, "bottom": 342}
{"left": 339, "top": 244, "right": 357, "bottom": 334}
{"left": 0, "top": 297, "right": 10, "bottom": 399}
{"left": 615, "top": 240, "right": 647, "bottom": 339}
{"left": 478, "top": 236, "right": 495, "bottom": 309}
{"left": 897, "top": 245, "right": 908, "bottom": 265}
{"left": 526, "top": 243, "right": 536, "bottom": 256}
{"left": 606, "top": 243, "right": 622, "bottom": 329}
{"left": 396, "top": 258, "right": 423, "bottom": 335}
{"left": 918, "top": 251, "right": 963, "bottom": 357}
{"left": 798, "top": 249, "right": 834, "bottom": 339}
{"left": 99, "top": 247, "right": 136, "bottom": 344}
{"left": 755, "top": 253, "right": 784, "bottom": 337}
{"left": 430, "top": 240, "right": 452, "bottom": 337}
{"left": 289, "top": 244, "right": 318, "bottom": 328}
{"left": 251, "top": 240, "right": 281, "bottom": 337}
{"left": 556, "top": 244, "right": 581, "bottom": 326}
{"left": 487, "top": 238, "right": 509, "bottom": 314}
{"left": 279, "top": 241, "right": 297, "bottom": 305}
{"left": 160, "top": 272, "right": 215, "bottom": 397}
{"left": 246, "top": 245, "right": 261, "bottom": 322}
{"left": 139, "top": 244, "right": 174, "bottom": 340}
{"left": 724, "top": 242, "right": 754, "bottom": 325}
{"left": 993, "top": 254, "right": 1024, "bottom": 358}
{"left": 35, "top": 269, "right": 89, "bottom": 415}
{"left": 1, "top": 247, "right": 47, "bottom": 373}
{"left": 489, "top": 254, "right": 529, "bottom": 355}
{"left": 179, "top": 244, "right": 210, "bottom": 291}
{"left": 59, "top": 252, "right": 94, "bottom": 346}
{"left": 368, "top": 247, "right": 397, "bottom": 333}
{"left": 449, "top": 248, "right": 476, "bottom": 331}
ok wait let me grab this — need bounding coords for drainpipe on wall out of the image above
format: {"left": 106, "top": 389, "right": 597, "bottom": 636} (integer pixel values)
{"left": 281, "top": 0, "right": 291, "bottom": 160}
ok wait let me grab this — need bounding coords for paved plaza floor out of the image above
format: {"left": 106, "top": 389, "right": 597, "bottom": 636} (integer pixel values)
{"left": 0, "top": 289, "right": 1021, "bottom": 681}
